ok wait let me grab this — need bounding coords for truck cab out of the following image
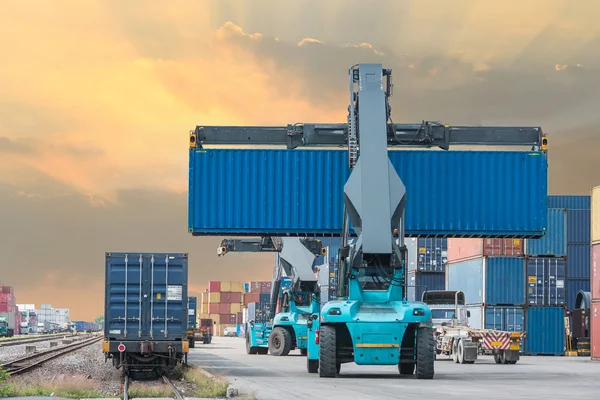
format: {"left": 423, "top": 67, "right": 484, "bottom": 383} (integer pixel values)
{"left": 422, "top": 290, "right": 470, "bottom": 328}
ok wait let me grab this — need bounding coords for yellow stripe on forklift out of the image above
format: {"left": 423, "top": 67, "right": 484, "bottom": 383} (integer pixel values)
{"left": 355, "top": 344, "right": 399, "bottom": 348}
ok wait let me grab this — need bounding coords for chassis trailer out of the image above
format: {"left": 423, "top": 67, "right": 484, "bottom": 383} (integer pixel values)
{"left": 422, "top": 290, "right": 523, "bottom": 364}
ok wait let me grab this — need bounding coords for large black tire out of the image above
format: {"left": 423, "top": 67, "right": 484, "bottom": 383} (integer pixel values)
{"left": 300, "top": 348, "right": 307, "bottom": 356}
{"left": 246, "top": 335, "right": 258, "bottom": 355}
{"left": 269, "top": 327, "right": 292, "bottom": 356}
{"left": 319, "top": 325, "right": 338, "bottom": 378}
{"left": 307, "top": 358, "right": 318, "bottom": 373}
{"left": 415, "top": 327, "right": 435, "bottom": 379}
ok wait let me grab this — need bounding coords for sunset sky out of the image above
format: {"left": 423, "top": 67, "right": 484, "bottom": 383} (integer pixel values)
{"left": 1, "top": 0, "right": 599, "bottom": 320}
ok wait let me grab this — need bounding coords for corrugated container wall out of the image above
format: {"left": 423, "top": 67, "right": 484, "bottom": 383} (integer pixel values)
{"left": 547, "top": 195, "right": 591, "bottom": 210}
{"left": 592, "top": 301, "right": 600, "bottom": 360}
{"left": 593, "top": 244, "right": 600, "bottom": 300}
{"left": 464, "top": 306, "right": 524, "bottom": 333}
{"left": 447, "top": 238, "right": 524, "bottom": 263}
{"left": 526, "top": 257, "right": 566, "bottom": 306}
{"left": 208, "top": 281, "right": 220, "bottom": 293}
{"left": 567, "top": 244, "right": 591, "bottom": 279}
{"left": 525, "top": 208, "right": 567, "bottom": 256}
{"left": 104, "top": 252, "right": 189, "bottom": 340}
{"left": 188, "top": 149, "right": 548, "bottom": 237}
{"left": 524, "top": 307, "right": 566, "bottom": 356}
{"left": 406, "top": 272, "right": 445, "bottom": 302}
{"left": 566, "top": 279, "right": 590, "bottom": 311}
{"left": 446, "top": 257, "right": 525, "bottom": 305}
{"left": 188, "top": 297, "right": 197, "bottom": 329}
{"left": 566, "top": 210, "right": 591, "bottom": 244}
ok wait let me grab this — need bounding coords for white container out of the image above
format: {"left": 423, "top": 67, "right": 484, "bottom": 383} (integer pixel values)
{"left": 593, "top": 185, "right": 600, "bottom": 244}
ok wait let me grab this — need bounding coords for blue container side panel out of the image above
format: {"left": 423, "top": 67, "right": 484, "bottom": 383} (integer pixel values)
{"left": 547, "top": 195, "right": 591, "bottom": 210}
{"left": 447, "top": 258, "right": 484, "bottom": 305}
{"left": 526, "top": 257, "right": 566, "bottom": 306}
{"left": 566, "top": 279, "right": 591, "bottom": 311}
{"left": 566, "top": 210, "right": 591, "bottom": 244}
{"left": 524, "top": 307, "right": 566, "bottom": 356}
{"left": 484, "top": 306, "right": 525, "bottom": 332}
{"left": 407, "top": 272, "right": 445, "bottom": 302}
{"left": 485, "top": 257, "right": 526, "bottom": 305}
{"left": 189, "top": 149, "right": 548, "bottom": 237}
{"left": 105, "top": 253, "right": 189, "bottom": 340}
{"left": 567, "top": 244, "right": 591, "bottom": 279}
{"left": 525, "top": 209, "right": 567, "bottom": 256}
{"left": 259, "top": 293, "right": 271, "bottom": 304}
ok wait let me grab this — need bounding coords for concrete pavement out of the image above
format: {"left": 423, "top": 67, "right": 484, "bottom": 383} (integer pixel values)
{"left": 189, "top": 336, "right": 600, "bottom": 400}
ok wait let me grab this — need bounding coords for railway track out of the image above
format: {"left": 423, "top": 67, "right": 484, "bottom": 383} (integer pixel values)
{"left": 0, "top": 334, "right": 80, "bottom": 347}
{"left": 122, "top": 374, "right": 184, "bottom": 400}
{"left": 0, "top": 336, "right": 102, "bottom": 375}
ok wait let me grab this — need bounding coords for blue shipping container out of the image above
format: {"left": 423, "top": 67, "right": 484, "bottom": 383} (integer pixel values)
{"left": 524, "top": 307, "right": 566, "bottom": 356}
{"left": 189, "top": 149, "right": 548, "bottom": 237}
{"left": 548, "top": 195, "right": 591, "bottom": 210}
{"left": 526, "top": 257, "right": 566, "bottom": 306}
{"left": 243, "top": 283, "right": 249, "bottom": 293}
{"left": 485, "top": 306, "right": 525, "bottom": 332}
{"left": 187, "top": 297, "right": 197, "bottom": 329}
{"left": 526, "top": 209, "right": 567, "bottom": 256}
{"left": 405, "top": 238, "right": 447, "bottom": 273}
{"left": 104, "top": 252, "right": 189, "bottom": 340}
{"left": 567, "top": 244, "right": 591, "bottom": 279}
{"left": 566, "top": 279, "right": 591, "bottom": 311}
{"left": 314, "top": 237, "right": 343, "bottom": 266}
{"left": 407, "top": 271, "right": 445, "bottom": 302}
{"left": 566, "top": 209, "right": 591, "bottom": 244}
{"left": 259, "top": 293, "right": 271, "bottom": 304}
{"left": 447, "top": 257, "right": 525, "bottom": 305}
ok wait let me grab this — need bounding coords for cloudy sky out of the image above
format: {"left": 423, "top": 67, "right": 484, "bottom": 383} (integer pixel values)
{"left": 1, "top": 0, "right": 599, "bottom": 320}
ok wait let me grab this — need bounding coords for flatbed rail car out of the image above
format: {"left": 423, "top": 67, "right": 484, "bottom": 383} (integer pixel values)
{"left": 102, "top": 252, "right": 190, "bottom": 376}
{"left": 423, "top": 290, "right": 523, "bottom": 364}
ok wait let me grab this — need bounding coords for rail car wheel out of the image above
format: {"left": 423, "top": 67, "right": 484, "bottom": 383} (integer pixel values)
{"left": 319, "top": 325, "right": 338, "bottom": 378}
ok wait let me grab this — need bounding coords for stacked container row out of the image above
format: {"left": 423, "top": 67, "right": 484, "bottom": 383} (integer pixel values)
{"left": 591, "top": 186, "right": 600, "bottom": 360}
{"left": 0, "top": 284, "right": 17, "bottom": 335}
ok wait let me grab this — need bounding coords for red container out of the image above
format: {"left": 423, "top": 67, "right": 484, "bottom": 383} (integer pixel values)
{"left": 208, "top": 281, "right": 221, "bottom": 293}
{"left": 230, "top": 292, "right": 242, "bottom": 303}
{"left": 243, "top": 293, "right": 260, "bottom": 306}
{"left": 219, "top": 303, "right": 230, "bottom": 314}
{"left": 260, "top": 281, "right": 272, "bottom": 294}
{"left": 219, "top": 314, "right": 237, "bottom": 324}
{"left": 593, "top": 244, "right": 600, "bottom": 301}
{"left": 592, "top": 301, "right": 600, "bottom": 360}
{"left": 208, "top": 303, "right": 220, "bottom": 314}
{"left": 447, "top": 238, "right": 524, "bottom": 263}
{"left": 250, "top": 282, "right": 261, "bottom": 293}
{"left": 0, "top": 286, "right": 14, "bottom": 295}
{"left": 220, "top": 292, "right": 231, "bottom": 304}
{"left": 236, "top": 312, "right": 243, "bottom": 324}
{"left": 0, "top": 303, "right": 10, "bottom": 312}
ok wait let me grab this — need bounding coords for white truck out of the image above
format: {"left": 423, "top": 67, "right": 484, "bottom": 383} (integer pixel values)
{"left": 422, "top": 290, "right": 523, "bottom": 364}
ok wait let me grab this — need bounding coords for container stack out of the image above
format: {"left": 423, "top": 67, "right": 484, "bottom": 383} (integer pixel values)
{"left": 547, "top": 196, "right": 592, "bottom": 311}
{"left": 522, "top": 208, "right": 568, "bottom": 356}
{"left": 405, "top": 238, "right": 447, "bottom": 302}
{"left": 591, "top": 186, "right": 600, "bottom": 361}
{"left": 0, "top": 285, "right": 17, "bottom": 335}
{"left": 196, "top": 281, "right": 244, "bottom": 336}
{"left": 447, "top": 238, "right": 526, "bottom": 339}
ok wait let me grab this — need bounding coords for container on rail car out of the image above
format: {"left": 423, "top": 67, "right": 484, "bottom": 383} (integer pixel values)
{"left": 103, "top": 252, "right": 189, "bottom": 375}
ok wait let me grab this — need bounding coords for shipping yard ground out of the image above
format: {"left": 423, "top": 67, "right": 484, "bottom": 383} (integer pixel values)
{"left": 190, "top": 337, "right": 600, "bottom": 400}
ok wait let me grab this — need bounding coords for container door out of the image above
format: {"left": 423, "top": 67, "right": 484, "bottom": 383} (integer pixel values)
{"left": 484, "top": 307, "right": 505, "bottom": 331}
{"left": 146, "top": 254, "right": 186, "bottom": 339}
{"left": 547, "top": 258, "right": 566, "bottom": 306}
{"left": 527, "top": 258, "right": 545, "bottom": 305}
{"left": 505, "top": 307, "right": 524, "bottom": 332}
